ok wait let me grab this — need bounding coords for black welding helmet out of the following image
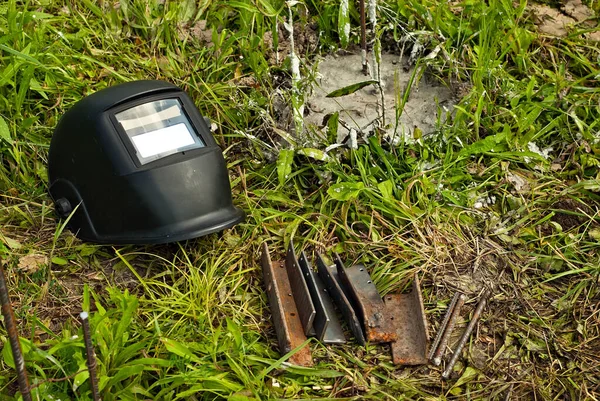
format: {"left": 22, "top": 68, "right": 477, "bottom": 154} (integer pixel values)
{"left": 48, "top": 80, "right": 245, "bottom": 244}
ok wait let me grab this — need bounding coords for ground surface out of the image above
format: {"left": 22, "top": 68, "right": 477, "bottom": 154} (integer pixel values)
{"left": 0, "top": 0, "right": 600, "bottom": 400}
{"left": 305, "top": 54, "right": 455, "bottom": 142}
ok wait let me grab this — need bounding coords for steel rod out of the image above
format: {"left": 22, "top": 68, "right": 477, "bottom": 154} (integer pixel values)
{"left": 0, "top": 263, "right": 32, "bottom": 401}
{"left": 80, "top": 312, "right": 101, "bottom": 401}
{"left": 442, "top": 290, "right": 490, "bottom": 379}
{"left": 429, "top": 292, "right": 460, "bottom": 360}
{"left": 432, "top": 293, "right": 466, "bottom": 366}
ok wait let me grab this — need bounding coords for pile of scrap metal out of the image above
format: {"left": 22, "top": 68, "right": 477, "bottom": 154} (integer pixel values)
{"left": 261, "top": 241, "right": 428, "bottom": 367}
{"left": 261, "top": 241, "right": 491, "bottom": 378}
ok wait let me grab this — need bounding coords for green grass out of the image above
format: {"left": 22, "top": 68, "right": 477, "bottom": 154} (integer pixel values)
{"left": 1, "top": 0, "right": 600, "bottom": 399}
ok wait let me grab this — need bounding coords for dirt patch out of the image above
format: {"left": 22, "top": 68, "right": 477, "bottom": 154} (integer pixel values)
{"left": 531, "top": 0, "right": 600, "bottom": 41}
{"left": 17, "top": 253, "right": 48, "bottom": 273}
{"left": 551, "top": 198, "right": 597, "bottom": 231}
{"left": 562, "top": 0, "right": 595, "bottom": 22}
{"left": 304, "top": 53, "right": 455, "bottom": 145}
{"left": 179, "top": 19, "right": 214, "bottom": 45}
{"left": 264, "top": 23, "right": 319, "bottom": 66}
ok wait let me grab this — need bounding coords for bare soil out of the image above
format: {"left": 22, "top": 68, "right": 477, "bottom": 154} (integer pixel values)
{"left": 305, "top": 53, "right": 455, "bottom": 144}
{"left": 531, "top": 0, "right": 600, "bottom": 41}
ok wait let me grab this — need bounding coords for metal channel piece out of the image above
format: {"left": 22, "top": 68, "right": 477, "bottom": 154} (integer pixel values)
{"left": 298, "top": 252, "right": 346, "bottom": 344}
{"left": 335, "top": 257, "right": 397, "bottom": 344}
{"left": 261, "top": 244, "right": 313, "bottom": 367}
{"left": 385, "top": 274, "right": 429, "bottom": 365}
{"left": 286, "top": 242, "right": 316, "bottom": 336}
{"left": 317, "top": 254, "right": 365, "bottom": 345}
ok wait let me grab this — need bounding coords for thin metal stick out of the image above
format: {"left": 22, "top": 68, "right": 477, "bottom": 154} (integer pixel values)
{"left": 431, "top": 293, "right": 466, "bottom": 366}
{"left": 80, "top": 312, "right": 101, "bottom": 401}
{"left": 359, "top": 0, "right": 367, "bottom": 75}
{"left": 429, "top": 292, "right": 460, "bottom": 360}
{"left": 0, "top": 263, "right": 32, "bottom": 401}
{"left": 442, "top": 290, "right": 490, "bottom": 379}
{"left": 433, "top": 295, "right": 465, "bottom": 366}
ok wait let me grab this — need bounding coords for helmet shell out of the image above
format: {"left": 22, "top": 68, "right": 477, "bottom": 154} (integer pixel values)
{"left": 48, "top": 80, "right": 244, "bottom": 244}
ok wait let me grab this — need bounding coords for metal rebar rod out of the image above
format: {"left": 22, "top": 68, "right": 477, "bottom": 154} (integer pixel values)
{"left": 429, "top": 292, "right": 460, "bottom": 360}
{"left": 431, "top": 292, "right": 466, "bottom": 366}
{"left": 442, "top": 290, "right": 490, "bottom": 380}
{"left": 80, "top": 312, "right": 101, "bottom": 401}
{"left": 0, "top": 264, "right": 32, "bottom": 401}
{"left": 359, "top": 0, "right": 367, "bottom": 75}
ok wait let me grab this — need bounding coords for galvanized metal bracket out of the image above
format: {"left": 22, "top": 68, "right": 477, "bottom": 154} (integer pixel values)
{"left": 334, "top": 256, "right": 397, "bottom": 344}
{"left": 316, "top": 254, "right": 365, "bottom": 345}
{"left": 263, "top": 243, "right": 428, "bottom": 366}
{"left": 298, "top": 253, "right": 346, "bottom": 344}
{"left": 261, "top": 243, "right": 313, "bottom": 366}
{"left": 286, "top": 244, "right": 316, "bottom": 336}
{"left": 384, "top": 275, "right": 429, "bottom": 365}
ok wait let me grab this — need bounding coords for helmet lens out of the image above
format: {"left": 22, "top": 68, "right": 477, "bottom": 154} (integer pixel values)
{"left": 115, "top": 99, "right": 205, "bottom": 165}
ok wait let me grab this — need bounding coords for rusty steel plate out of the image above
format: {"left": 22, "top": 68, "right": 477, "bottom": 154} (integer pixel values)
{"left": 261, "top": 244, "right": 313, "bottom": 366}
{"left": 316, "top": 254, "right": 365, "bottom": 345}
{"left": 298, "top": 252, "right": 346, "bottom": 344}
{"left": 334, "top": 256, "right": 396, "bottom": 344}
{"left": 385, "top": 275, "right": 429, "bottom": 365}
{"left": 286, "top": 243, "right": 316, "bottom": 336}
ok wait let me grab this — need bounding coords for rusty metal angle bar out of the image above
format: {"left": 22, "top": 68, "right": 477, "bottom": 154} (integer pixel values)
{"left": 317, "top": 254, "right": 365, "bottom": 345}
{"left": 261, "top": 244, "right": 313, "bottom": 366}
{"left": 286, "top": 242, "right": 316, "bottom": 336}
{"left": 385, "top": 274, "right": 429, "bottom": 365}
{"left": 335, "top": 257, "right": 396, "bottom": 344}
{"left": 297, "top": 252, "right": 346, "bottom": 344}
